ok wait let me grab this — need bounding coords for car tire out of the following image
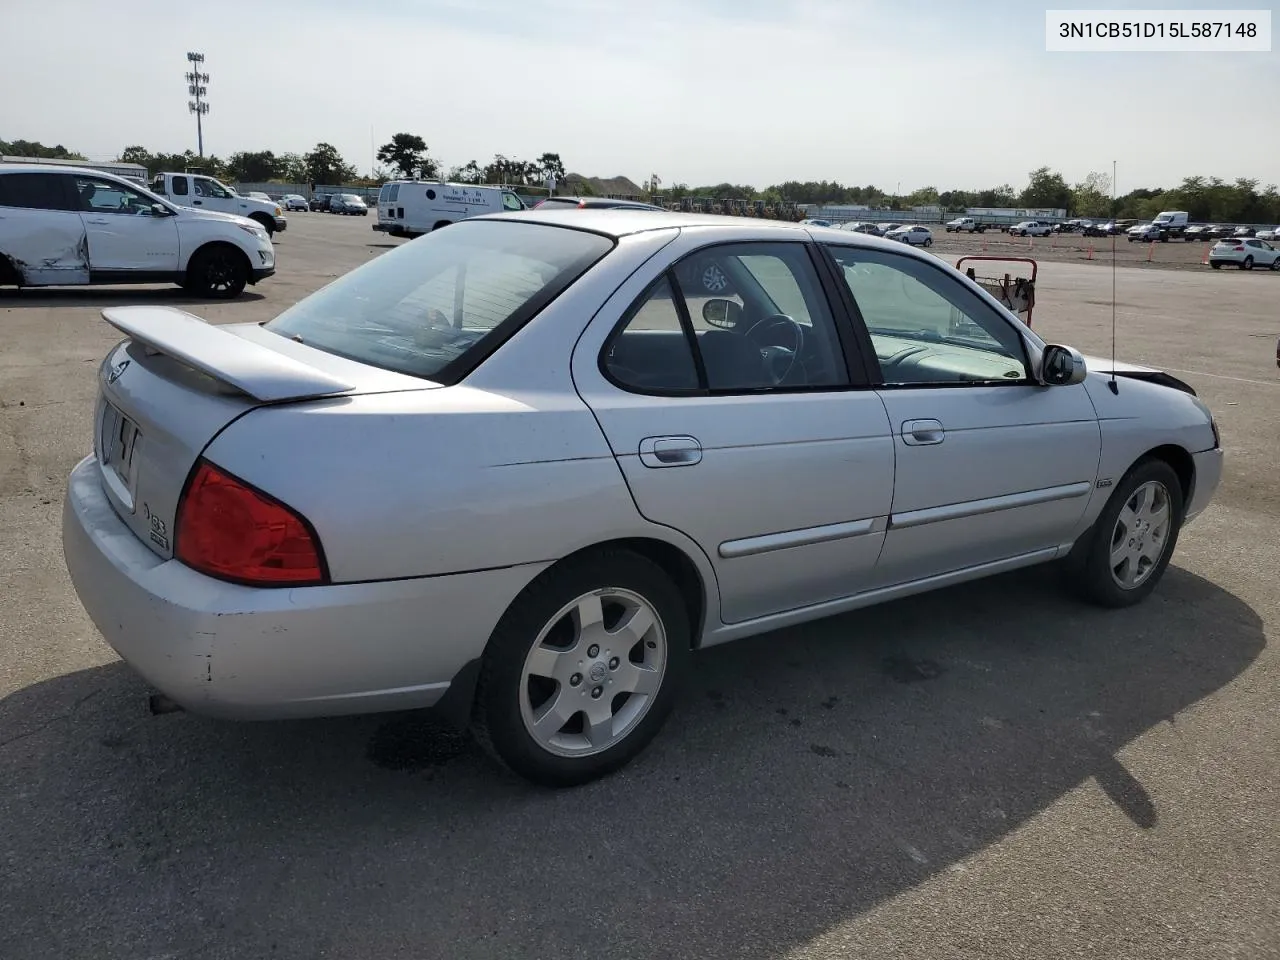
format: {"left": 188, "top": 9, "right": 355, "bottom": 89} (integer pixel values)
{"left": 1241, "top": 256, "right": 1253, "bottom": 270}
{"left": 184, "top": 245, "right": 249, "bottom": 299}
{"left": 923, "top": 237, "right": 932, "bottom": 247}
{"left": 471, "top": 548, "right": 691, "bottom": 787}
{"left": 1210, "top": 262, "right": 1221, "bottom": 269}
{"left": 250, "top": 213, "right": 275, "bottom": 236}
{"left": 1064, "top": 458, "right": 1184, "bottom": 609}
{"left": 1270, "top": 258, "right": 1280, "bottom": 271}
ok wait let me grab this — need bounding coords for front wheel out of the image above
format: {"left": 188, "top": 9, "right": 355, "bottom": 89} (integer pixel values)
{"left": 184, "top": 245, "right": 249, "bottom": 299}
{"left": 1270, "top": 258, "right": 1280, "bottom": 271}
{"left": 1065, "top": 458, "right": 1184, "bottom": 608}
{"left": 472, "top": 550, "right": 691, "bottom": 787}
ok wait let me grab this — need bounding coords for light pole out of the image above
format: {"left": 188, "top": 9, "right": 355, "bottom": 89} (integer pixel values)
{"left": 186, "top": 52, "right": 210, "bottom": 158}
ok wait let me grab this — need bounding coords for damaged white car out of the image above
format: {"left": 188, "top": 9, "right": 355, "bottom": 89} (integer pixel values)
{"left": 0, "top": 164, "right": 275, "bottom": 298}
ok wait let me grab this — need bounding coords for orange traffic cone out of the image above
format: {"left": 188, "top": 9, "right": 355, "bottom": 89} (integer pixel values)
{"left": 1087, "top": 243, "right": 1094, "bottom": 260}
{"left": 1200, "top": 244, "right": 1209, "bottom": 265}
{"left": 1147, "top": 241, "right": 1155, "bottom": 262}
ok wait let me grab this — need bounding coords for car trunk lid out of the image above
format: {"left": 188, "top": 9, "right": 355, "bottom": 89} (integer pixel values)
{"left": 93, "top": 306, "right": 438, "bottom": 561}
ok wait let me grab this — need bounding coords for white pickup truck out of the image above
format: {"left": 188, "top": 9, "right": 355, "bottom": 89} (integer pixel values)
{"left": 944, "top": 217, "right": 989, "bottom": 234}
{"left": 149, "top": 172, "right": 287, "bottom": 235}
{"left": 1009, "top": 220, "right": 1052, "bottom": 237}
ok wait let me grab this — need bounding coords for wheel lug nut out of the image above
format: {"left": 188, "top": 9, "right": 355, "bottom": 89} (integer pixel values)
{"left": 569, "top": 673, "right": 582, "bottom": 686}
{"left": 608, "top": 657, "right": 619, "bottom": 670}
{"left": 587, "top": 644, "right": 600, "bottom": 658}
{"left": 591, "top": 686, "right": 603, "bottom": 699}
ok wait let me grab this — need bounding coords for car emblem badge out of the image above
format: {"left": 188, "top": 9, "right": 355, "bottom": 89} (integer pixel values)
{"left": 107, "top": 359, "right": 130, "bottom": 384}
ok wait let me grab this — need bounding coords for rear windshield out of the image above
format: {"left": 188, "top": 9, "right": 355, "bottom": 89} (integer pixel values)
{"left": 265, "top": 220, "right": 614, "bottom": 383}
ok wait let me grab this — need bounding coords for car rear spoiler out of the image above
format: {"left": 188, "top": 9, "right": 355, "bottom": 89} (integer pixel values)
{"left": 101, "top": 306, "right": 355, "bottom": 403}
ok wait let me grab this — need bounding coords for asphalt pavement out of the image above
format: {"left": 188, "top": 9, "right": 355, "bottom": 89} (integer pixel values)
{"left": 1, "top": 215, "right": 1276, "bottom": 960}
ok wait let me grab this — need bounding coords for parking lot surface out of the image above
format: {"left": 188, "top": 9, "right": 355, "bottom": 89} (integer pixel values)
{"left": 1, "top": 213, "right": 1277, "bottom": 960}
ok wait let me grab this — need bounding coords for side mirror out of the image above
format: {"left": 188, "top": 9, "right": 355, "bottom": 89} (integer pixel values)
{"left": 151, "top": 204, "right": 172, "bottom": 217}
{"left": 702, "top": 298, "right": 741, "bottom": 329}
{"left": 1040, "top": 344, "right": 1087, "bottom": 386}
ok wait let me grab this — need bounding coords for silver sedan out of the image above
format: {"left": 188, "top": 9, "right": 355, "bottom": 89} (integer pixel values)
{"left": 62, "top": 211, "right": 1224, "bottom": 786}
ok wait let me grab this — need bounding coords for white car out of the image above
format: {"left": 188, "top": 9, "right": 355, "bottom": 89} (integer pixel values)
{"left": 0, "top": 164, "right": 275, "bottom": 297}
{"left": 1009, "top": 221, "right": 1051, "bottom": 237}
{"left": 281, "top": 194, "right": 309, "bottom": 212}
{"left": 884, "top": 224, "right": 933, "bottom": 247}
{"left": 1208, "top": 236, "right": 1280, "bottom": 270}
{"left": 1255, "top": 226, "right": 1279, "bottom": 241}
{"left": 1127, "top": 223, "right": 1162, "bottom": 242}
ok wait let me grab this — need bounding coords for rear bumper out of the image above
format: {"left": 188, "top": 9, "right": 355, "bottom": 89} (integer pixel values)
{"left": 1186, "top": 447, "right": 1224, "bottom": 525}
{"left": 62, "top": 455, "right": 546, "bottom": 720}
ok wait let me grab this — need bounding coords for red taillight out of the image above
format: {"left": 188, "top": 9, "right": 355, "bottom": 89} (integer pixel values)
{"left": 577, "top": 200, "right": 587, "bottom": 208}
{"left": 1235, "top": 245, "right": 1245, "bottom": 251}
{"left": 175, "top": 460, "right": 327, "bottom": 587}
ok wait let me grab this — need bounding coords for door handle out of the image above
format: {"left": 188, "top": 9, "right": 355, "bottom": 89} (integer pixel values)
{"left": 639, "top": 436, "right": 702, "bottom": 468}
{"left": 901, "top": 419, "right": 945, "bottom": 446}
{"left": 192, "top": 200, "right": 203, "bottom": 205}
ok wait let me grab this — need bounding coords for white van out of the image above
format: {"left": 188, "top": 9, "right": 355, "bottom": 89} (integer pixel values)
{"left": 373, "top": 180, "right": 526, "bottom": 238}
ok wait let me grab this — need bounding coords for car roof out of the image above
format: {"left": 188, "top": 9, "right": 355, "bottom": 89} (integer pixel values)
{"left": 472, "top": 209, "right": 940, "bottom": 252}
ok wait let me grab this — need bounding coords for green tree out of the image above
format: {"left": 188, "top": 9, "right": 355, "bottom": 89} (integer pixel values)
{"left": 537, "top": 152, "right": 566, "bottom": 183}
{"left": 0, "top": 139, "right": 85, "bottom": 160}
{"left": 905, "top": 186, "right": 941, "bottom": 207}
{"left": 226, "top": 150, "right": 281, "bottom": 182}
{"left": 277, "top": 152, "right": 308, "bottom": 183}
{"left": 376, "top": 133, "right": 433, "bottom": 178}
{"left": 305, "top": 142, "right": 356, "bottom": 185}
{"left": 1020, "top": 167, "right": 1072, "bottom": 210}
{"left": 1071, "top": 171, "right": 1112, "bottom": 217}
{"left": 447, "top": 160, "right": 484, "bottom": 184}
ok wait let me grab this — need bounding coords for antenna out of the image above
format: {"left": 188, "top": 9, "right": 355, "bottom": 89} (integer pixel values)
{"left": 1108, "top": 158, "right": 1119, "bottom": 395}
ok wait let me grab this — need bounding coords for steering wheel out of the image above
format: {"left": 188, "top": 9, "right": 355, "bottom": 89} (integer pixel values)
{"left": 744, "top": 314, "right": 805, "bottom": 385}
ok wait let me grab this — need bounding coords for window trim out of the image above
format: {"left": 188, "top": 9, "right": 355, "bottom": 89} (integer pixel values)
{"left": 597, "top": 239, "right": 867, "bottom": 398}
{"left": 819, "top": 242, "right": 1037, "bottom": 390}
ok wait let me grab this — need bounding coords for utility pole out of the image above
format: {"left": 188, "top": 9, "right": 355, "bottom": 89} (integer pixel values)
{"left": 186, "top": 52, "right": 210, "bottom": 157}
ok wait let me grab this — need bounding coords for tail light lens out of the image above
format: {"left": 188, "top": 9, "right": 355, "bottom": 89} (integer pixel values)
{"left": 175, "top": 460, "right": 327, "bottom": 587}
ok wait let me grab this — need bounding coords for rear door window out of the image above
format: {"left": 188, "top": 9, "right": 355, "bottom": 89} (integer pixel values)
{"left": 170, "top": 176, "right": 189, "bottom": 197}
{"left": 0, "top": 172, "right": 74, "bottom": 210}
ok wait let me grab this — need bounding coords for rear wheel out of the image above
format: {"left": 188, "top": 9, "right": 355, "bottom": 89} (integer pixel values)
{"left": 1210, "top": 262, "right": 1221, "bottom": 269}
{"left": 185, "top": 245, "right": 249, "bottom": 299}
{"left": 472, "top": 549, "right": 690, "bottom": 787}
{"left": 923, "top": 237, "right": 933, "bottom": 247}
{"left": 1065, "top": 458, "right": 1183, "bottom": 608}
{"left": 1241, "top": 256, "right": 1254, "bottom": 270}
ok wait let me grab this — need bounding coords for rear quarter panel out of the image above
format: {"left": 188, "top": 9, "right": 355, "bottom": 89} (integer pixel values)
{"left": 202, "top": 228, "right": 721, "bottom": 593}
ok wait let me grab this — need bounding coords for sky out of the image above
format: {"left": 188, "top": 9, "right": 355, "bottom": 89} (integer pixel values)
{"left": 1, "top": 0, "right": 1277, "bottom": 193}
